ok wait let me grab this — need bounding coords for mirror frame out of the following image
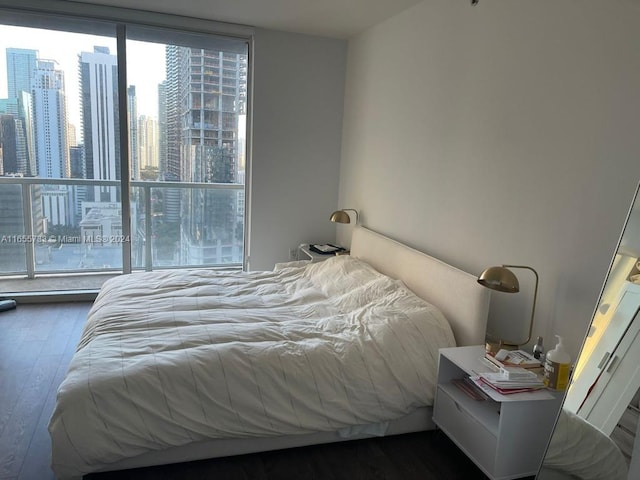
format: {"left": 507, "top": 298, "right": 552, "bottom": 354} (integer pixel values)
{"left": 536, "top": 180, "right": 640, "bottom": 478}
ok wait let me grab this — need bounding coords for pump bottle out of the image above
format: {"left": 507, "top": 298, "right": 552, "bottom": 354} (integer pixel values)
{"left": 543, "top": 335, "right": 571, "bottom": 391}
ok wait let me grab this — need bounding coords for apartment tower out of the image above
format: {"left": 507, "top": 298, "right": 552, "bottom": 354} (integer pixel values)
{"left": 164, "top": 45, "right": 247, "bottom": 264}
{"left": 79, "top": 46, "right": 119, "bottom": 202}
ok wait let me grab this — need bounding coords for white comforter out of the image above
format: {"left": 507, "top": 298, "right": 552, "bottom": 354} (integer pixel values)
{"left": 48, "top": 256, "right": 455, "bottom": 478}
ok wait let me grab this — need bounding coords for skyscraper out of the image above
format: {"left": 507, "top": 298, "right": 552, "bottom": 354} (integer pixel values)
{"left": 6, "top": 48, "right": 37, "bottom": 100}
{"left": 0, "top": 114, "right": 17, "bottom": 174}
{"left": 157, "top": 81, "right": 168, "bottom": 179}
{"left": 79, "top": 46, "right": 119, "bottom": 202}
{"left": 5, "top": 48, "right": 37, "bottom": 176}
{"left": 138, "top": 115, "right": 158, "bottom": 170}
{"left": 16, "top": 91, "right": 36, "bottom": 176}
{"left": 69, "top": 145, "right": 84, "bottom": 179}
{"left": 31, "top": 59, "right": 69, "bottom": 179}
{"left": 127, "top": 85, "right": 139, "bottom": 180}
{"left": 164, "top": 46, "right": 180, "bottom": 181}
{"left": 165, "top": 45, "right": 247, "bottom": 264}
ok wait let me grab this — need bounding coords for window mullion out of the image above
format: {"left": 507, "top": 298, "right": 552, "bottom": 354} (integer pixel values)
{"left": 117, "top": 23, "right": 132, "bottom": 274}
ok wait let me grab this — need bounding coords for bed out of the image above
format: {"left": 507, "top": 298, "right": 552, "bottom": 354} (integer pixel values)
{"left": 48, "top": 226, "right": 490, "bottom": 479}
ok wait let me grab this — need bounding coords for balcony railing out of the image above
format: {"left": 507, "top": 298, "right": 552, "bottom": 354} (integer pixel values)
{"left": 0, "top": 177, "right": 244, "bottom": 280}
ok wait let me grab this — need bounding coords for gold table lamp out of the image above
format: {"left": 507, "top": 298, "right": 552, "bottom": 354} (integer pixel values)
{"left": 477, "top": 264, "right": 539, "bottom": 348}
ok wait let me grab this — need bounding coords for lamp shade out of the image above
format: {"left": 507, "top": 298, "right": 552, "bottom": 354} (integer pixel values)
{"left": 477, "top": 266, "right": 520, "bottom": 293}
{"left": 330, "top": 210, "right": 351, "bottom": 224}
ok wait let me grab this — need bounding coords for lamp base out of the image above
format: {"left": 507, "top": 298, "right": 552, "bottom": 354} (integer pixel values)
{"left": 485, "top": 340, "right": 519, "bottom": 354}
{"left": 485, "top": 341, "right": 500, "bottom": 355}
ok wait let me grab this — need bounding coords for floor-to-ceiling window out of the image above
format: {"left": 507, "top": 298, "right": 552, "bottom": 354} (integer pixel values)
{"left": 126, "top": 26, "right": 248, "bottom": 270}
{"left": 0, "top": 6, "right": 250, "bottom": 290}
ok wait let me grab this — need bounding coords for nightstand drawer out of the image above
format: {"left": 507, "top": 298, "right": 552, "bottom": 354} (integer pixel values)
{"left": 434, "top": 386, "right": 497, "bottom": 473}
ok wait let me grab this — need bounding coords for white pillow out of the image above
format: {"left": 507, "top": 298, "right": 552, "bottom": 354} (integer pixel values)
{"left": 303, "top": 255, "right": 386, "bottom": 298}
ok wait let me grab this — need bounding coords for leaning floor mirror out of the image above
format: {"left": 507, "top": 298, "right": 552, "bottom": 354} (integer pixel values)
{"left": 537, "top": 182, "right": 640, "bottom": 480}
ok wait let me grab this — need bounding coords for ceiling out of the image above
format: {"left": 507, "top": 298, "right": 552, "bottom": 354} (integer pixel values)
{"left": 67, "top": 0, "right": 424, "bottom": 39}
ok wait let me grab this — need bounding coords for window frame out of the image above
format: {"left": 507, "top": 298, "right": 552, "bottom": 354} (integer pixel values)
{"left": 0, "top": 0, "right": 255, "bottom": 273}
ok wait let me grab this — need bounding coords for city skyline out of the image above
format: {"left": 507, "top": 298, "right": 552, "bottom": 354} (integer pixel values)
{"left": 0, "top": 25, "right": 165, "bottom": 123}
{"left": 1, "top": 21, "right": 249, "bottom": 271}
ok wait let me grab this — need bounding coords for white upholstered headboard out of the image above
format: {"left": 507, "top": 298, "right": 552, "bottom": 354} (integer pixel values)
{"left": 350, "top": 226, "right": 490, "bottom": 347}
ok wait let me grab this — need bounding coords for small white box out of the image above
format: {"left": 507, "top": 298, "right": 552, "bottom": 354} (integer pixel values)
{"left": 499, "top": 366, "right": 538, "bottom": 380}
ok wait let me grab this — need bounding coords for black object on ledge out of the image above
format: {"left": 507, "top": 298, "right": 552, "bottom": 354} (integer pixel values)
{"left": 0, "top": 299, "right": 17, "bottom": 312}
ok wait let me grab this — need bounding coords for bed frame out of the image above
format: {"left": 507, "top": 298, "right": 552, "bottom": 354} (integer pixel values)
{"left": 90, "top": 226, "right": 490, "bottom": 476}
{"left": 351, "top": 226, "right": 489, "bottom": 347}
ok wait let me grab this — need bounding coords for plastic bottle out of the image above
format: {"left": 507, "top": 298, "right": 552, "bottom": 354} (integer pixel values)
{"left": 543, "top": 335, "right": 571, "bottom": 391}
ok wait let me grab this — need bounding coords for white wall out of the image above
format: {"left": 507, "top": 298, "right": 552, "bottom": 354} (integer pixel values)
{"left": 249, "top": 29, "right": 347, "bottom": 270}
{"left": 338, "top": 0, "right": 640, "bottom": 357}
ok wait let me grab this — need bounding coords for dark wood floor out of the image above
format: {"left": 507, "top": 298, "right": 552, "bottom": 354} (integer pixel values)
{"left": 0, "top": 302, "right": 490, "bottom": 480}
{"left": 0, "top": 302, "right": 92, "bottom": 480}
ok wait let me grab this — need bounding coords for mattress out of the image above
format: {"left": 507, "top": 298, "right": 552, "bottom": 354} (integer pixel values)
{"left": 48, "top": 256, "right": 456, "bottom": 478}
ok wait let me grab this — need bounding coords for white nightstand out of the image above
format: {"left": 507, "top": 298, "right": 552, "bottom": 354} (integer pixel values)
{"left": 433, "top": 345, "right": 562, "bottom": 480}
{"left": 298, "top": 244, "right": 347, "bottom": 263}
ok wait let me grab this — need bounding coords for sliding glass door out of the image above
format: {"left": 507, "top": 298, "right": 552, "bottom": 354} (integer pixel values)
{"left": 0, "top": 10, "right": 249, "bottom": 279}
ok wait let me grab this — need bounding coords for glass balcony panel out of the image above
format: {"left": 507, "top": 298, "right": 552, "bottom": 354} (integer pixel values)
{"left": 131, "top": 183, "right": 244, "bottom": 270}
{"left": 0, "top": 184, "right": 27, "bottom": 274}
{"left": 1, "top": 178, "right": 244, "bottom": 282}
{"left": 33, "top": 183, "right": 124, "bottom": 273}
{"left": 171, "top": 186, "right": 244, "bottom": 267}
{"left": 129, "top": 185, "right": 145, "bottom": 269}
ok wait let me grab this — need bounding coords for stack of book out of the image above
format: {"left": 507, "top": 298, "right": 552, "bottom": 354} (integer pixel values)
{"left": 477, "top": 367, "right": 545, "bottom": 394}
{"left": 451, "top": 349, "right": 547, "bottom": 399}
{"left": 452, "top": 377, "right": 490, "bottom": 401}
{"left": 476, "top": 349, "right": 545, "bottom": 394}
{"left": 484, "top": 348, "right": 543, "bottom": 373}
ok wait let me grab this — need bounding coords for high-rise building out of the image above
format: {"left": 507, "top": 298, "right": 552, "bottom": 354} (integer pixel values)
{"left": 165, "top": 46, "right": 247, "bottom": 264}
{"left": 174, "top": 49, "right": 246, "bottom": 184}
{"left": 79, "top": 46, "right": 119, "bottom": 202}
{"left": 30, "top": 59, "right": 70, "bottom": 230}
{"left": 41, "top": 188, "right": 72, "bottom": 226}
{"left": 32, "top": 59, "right": 69, "bottom": 179}
{"left": 16, "top": 91, "right": 36, "bottom": 176}
{"left": 67, "top": 123, "right": 77, "bottom": 147}
{"left": 157, "top": 81, "right": 168, "bottom": 179}
{"left": 6, "top": 48, "right": 37, "bottom": 100}
{"left": 138, "top": 115, "right": 158, "bottom": 170}
{"left": 69, "top": 145, "right": 84, "bottom": 179}
{"left": 5, "top": 49, "right": 38, "bottom": 176}
{"left": 164, "top": 46, "right": 181, "bottom": 181}
{"left": 127, "top": 85, "right": 139, "bottom": 180}
{"left": 0, "top": 114, "right": 17, "bottom": 174}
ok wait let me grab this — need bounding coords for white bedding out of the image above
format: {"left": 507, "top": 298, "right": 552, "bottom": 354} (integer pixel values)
{"left": 48, "top": 255, "right": 455, "bottom": 479}
{"left": 540, "top": 409, "right": 628, "bottom": 480}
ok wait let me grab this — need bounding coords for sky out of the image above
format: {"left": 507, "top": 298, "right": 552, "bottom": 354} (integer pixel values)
{"left": 0, "top": 25, "right": 166, "bottom": 127}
